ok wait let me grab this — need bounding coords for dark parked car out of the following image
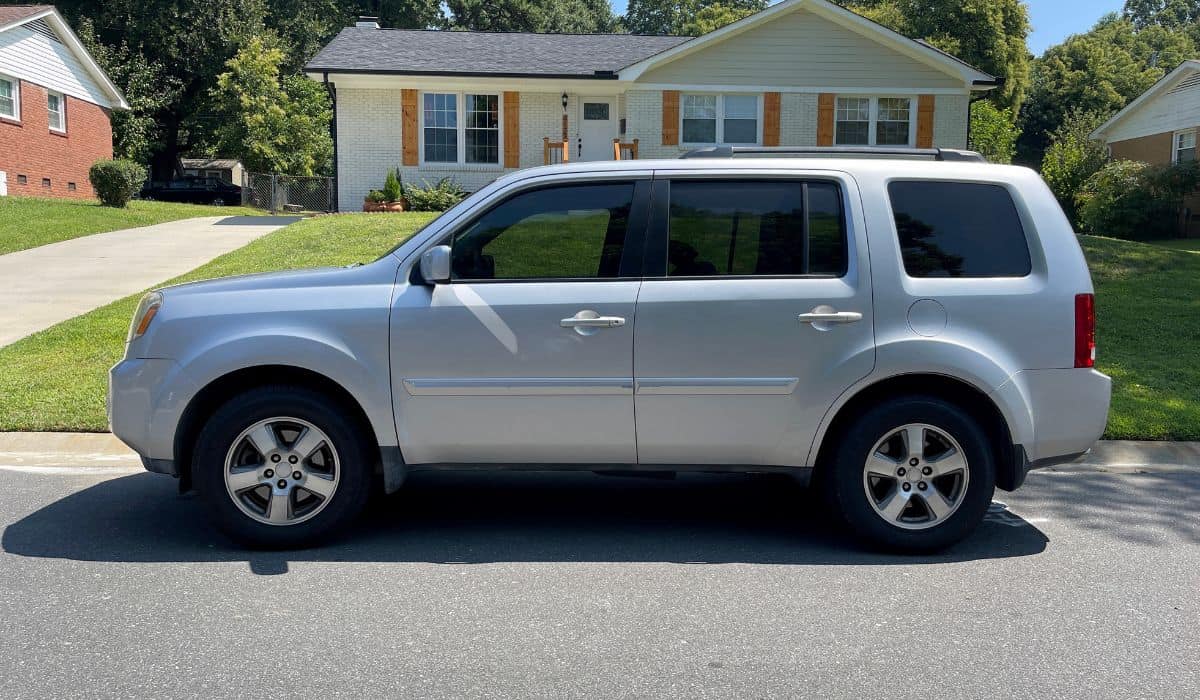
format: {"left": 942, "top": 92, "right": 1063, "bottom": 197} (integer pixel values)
{"left": 141, "top": 177, "right": 241, "bottom": 206}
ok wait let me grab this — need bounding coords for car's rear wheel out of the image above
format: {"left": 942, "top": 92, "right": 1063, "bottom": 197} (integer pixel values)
{"left": 823, "top": 396, "right": 995, "bottom": 552}
{"left": 192, "top": 386, "right": 372, "bottom": 548}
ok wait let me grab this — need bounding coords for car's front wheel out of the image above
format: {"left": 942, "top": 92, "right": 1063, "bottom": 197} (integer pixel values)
{"left": 192, "top": 386, "right": 373, "bottom": 548}
{"left": 823, "top": 396, "right": 995, "bottom": 552}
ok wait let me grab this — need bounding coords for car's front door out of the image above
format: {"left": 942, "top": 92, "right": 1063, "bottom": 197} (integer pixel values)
{"left": 633, "top": 174, "right": 875, "bottom": 467}
{"left": 391, "top": 176, "right": 650, "bottom": 465}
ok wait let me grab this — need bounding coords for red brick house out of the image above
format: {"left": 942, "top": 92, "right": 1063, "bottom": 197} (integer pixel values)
{"left": 0, "top": 5, "right": 128, "bottom": 200}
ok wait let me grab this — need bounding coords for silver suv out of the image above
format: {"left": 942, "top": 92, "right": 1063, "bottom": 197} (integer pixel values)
{"left": 109, "top": 148, "right": 1111, "bottom": 551}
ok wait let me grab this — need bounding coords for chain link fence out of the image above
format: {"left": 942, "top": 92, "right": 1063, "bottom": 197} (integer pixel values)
{"left": 243, "top": 172, "right": 335, "bottom": 214}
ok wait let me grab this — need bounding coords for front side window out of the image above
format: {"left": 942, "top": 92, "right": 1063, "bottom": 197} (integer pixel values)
{"left": 423, "top": 93, "right": 457, "bottom": 163}
{"left": 452, "top": 183, "right": 635, "bottom": 280}
{"left": 682, "top": 94, "right": 759, "bottom": 145}
{"left": 666, "top": 180, "right": 847, "bottom": 277}
{"left": 836, "top": 96, "right": 912, "bottom": 146}
{"left": 47, "top": 92, "right": 64, "bottom": 132}
{"left": 1176, "top": 130, "right": 1196, "bottom": 163}
{"left": 0, "top": 76, "right": 16, "bottom": 119}
{"left": 888, "top": 181, "right": 1031, "bottom": 278}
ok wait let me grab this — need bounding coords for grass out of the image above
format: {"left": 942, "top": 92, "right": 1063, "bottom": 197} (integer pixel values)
{"left": 1148, "top": 238, "right": 1200, "bottom": 253}
{"left": 0, "top": 212, "right": 436, "bottom": 431}
{"left": 0, "top": 219, "right": 1196, "bottom": 440}
{"left": 1080, "top": 235, "right": 1200, "bottom": 440}
{"left": 0, "top": 196, "right": 261, "bottom": 255}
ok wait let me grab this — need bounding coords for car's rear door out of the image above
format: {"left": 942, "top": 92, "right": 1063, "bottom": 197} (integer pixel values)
{"left": 632, "top": 172, "right": 875, "bottom": 466}
{"left": 390, "top": 174, "right": 651, "bottom": 465}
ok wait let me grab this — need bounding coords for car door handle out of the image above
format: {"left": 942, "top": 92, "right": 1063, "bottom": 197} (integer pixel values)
{"left": 798, "top": 311, "right": 863, "bottom": 324}
{"left": 561, "top": 315, "right": 626, "bottom": 328}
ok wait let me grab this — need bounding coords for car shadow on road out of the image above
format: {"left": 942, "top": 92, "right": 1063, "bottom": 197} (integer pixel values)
{"left": 2, "top": 471, "right": 1048, "bottom": 573}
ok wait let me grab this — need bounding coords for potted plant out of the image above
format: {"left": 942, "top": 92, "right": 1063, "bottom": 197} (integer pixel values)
{"left": 363, "top": 169, "right": 407, "bottom": 212}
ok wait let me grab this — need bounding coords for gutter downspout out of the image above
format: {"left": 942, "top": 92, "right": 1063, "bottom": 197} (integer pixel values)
{"left": 324, "top": 72, "right": 338, "bottom": 213}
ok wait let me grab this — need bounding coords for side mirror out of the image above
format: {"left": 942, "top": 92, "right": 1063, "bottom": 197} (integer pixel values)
{"left": 419, "top": 245, "right": 452, "bottom": 284}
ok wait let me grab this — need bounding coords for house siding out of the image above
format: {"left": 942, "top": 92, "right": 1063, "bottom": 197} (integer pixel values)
{"left": 637, "top": 8, "right": 961, "bottom": 90}
{"left": 0, "top": 23, "right": 110, "bottom": 107}
{"left": 0, "top": 80, "right": 113, "bottom": 200}
{"left": 1105, "top": 75, "right": 1200, "bottom": 143}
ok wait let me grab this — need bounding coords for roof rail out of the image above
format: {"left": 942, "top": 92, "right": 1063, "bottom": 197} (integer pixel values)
{"left": 679, "top": 146, "right": 988, "bottom": 163}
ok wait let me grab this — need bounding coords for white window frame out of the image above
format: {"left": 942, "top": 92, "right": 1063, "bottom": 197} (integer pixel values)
{"left": 0, "top": 73, "right": 19, "bottom": 121}
{"left": 834, "top": 95, "right": 917, "bottom": 148}
{"left": 1173, "top": 129, "right": 1197, "bottom": 164}
{"left": 47, "top": 90, "right": 65, "bottom": 133}
{"left": 680, "top": 93, "right": 763, "bottom": 146}
{"left": 418, "top": 91, "right": 504, "bottom": 169}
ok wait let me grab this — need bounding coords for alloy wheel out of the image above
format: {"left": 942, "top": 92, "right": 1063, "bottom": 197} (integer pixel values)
{"left": 861, "top": 423, "right": 969, "bottom": 530}
{"left": 223, "top": 417, "right": 341, "bottom": 526}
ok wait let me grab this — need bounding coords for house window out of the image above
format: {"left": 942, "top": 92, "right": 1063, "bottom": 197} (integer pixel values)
{"left": 1175, "top": 130, "right": 1196, "bottom": 163}
{"left": 681, "top": 94, "right": 760, "bottom": 145}
{"left": 47, "top": 92, "right": 65, "bottom": 132}
{"left": 42, "top": 177, "right": 51, "bottom": 188}
{"left": 421, "top": 92, "right": 502, "bottom": 166}
{"left": 836, "top": 96, "right": 914, "bottom": 147}
{"left": 17, "top": 174, "right": 27, "bottom": 185}
{"left": 68, "top": 182, "right": 76, "bottom": 191}
{"left": 0, "top": 75, "right": 17, "bottom": 120}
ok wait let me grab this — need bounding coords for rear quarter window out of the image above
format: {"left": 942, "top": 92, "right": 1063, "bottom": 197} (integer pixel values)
{"left": 887, "top": 181, "right": 1032, "bottom": 278}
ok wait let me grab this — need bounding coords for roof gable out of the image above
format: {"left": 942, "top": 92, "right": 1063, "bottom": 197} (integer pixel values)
{"left": 0, "top": 6, "right": 128, "bottom": 109}
{"left": 1092, "top": 60, "right": 1200, "bottom": 141}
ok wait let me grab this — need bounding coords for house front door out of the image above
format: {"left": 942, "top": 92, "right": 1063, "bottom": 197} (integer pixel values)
{"left": 579, "top": 99, "right": 616, "bottom": 161}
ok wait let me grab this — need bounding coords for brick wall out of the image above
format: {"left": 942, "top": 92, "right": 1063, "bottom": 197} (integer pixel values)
{"left": 0, "top": 80, "right": 113, "bottom": 199}
{"left": 1109, "top": 132, "right": 1175, "bottom": 166}
{"left": 933, "top": 94, "right": 969, "bottom": 149}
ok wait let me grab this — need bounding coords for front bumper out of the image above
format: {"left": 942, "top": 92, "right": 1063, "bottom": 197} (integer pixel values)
{"left": 108, "top": 358, "right": 198, "bottom": 474}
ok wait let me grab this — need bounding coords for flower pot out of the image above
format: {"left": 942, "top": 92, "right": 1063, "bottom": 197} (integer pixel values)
{"left": 362, "top": 199, "right": 406, "bottom": 213}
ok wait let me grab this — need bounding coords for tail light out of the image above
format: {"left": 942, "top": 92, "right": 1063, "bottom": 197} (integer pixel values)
{"left": 1075, "top": 293, "right": 1095, "bottom": 368}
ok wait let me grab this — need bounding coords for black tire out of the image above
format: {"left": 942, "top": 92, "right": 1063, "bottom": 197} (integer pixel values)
{"left": 192, "top": 385, "right": 373, "bottom": 548}
{"left": 822, "top": 395, "right": 995, "bottom": 553}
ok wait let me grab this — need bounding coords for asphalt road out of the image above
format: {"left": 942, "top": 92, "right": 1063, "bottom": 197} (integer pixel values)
{"left": 0, "top": 464, "right": 1196, "bottom": 699}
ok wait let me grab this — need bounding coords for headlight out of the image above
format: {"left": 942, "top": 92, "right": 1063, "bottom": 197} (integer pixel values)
{"left": 127, "top": 292, "right": 163, "bottom": 342}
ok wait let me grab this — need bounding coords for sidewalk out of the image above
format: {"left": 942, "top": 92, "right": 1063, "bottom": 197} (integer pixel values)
{"left": 0, "top": 215, "right": 299, "bottom": 347}
{"left": 0, "top": 433, "right": 1195, "bottom": 473}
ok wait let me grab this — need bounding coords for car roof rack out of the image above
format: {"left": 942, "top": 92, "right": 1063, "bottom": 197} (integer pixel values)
{"left": 679, "top": 146, "right": 988, "bottom": 162}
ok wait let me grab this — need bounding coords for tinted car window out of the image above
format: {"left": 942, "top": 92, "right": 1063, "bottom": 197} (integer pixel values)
{"left": 452, "top": 183, "right": 634, "bottom": 280}
{"left": 666, "top": 180, "right": 847, "bottom": 277}
{"left": 888, "top": 181, "right": 1032, "bottom": 278}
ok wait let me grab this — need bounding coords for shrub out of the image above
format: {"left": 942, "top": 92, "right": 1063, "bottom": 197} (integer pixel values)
{"left": 382, "top": 168, "right": 404, "bottom": 203}
{"left": 1041, "top": 109, "right": 1110, "bottom": 226}
{"left": 365, "top": 189, "right": 387, "bottom": 204}
{"left": 88, "top": 159, "right": 145, "bottom": 207}
{"left": 968, "top": 101, "right": 1019, "bottom": 164}
{"left": 1077, "top": 160, "right": 1200, "bottom": 239}
{"left": 405, "top": 177, "right": 467, "bottom": 211}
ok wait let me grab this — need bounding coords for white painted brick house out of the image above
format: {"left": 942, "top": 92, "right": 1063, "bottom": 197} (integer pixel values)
{"left": 305, "top": 0, "right": 995, "bottom": 211}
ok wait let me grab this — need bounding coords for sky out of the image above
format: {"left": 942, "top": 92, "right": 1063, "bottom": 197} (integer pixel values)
{"left": 607, "top": 1, "right": 1128, "bottom": 56}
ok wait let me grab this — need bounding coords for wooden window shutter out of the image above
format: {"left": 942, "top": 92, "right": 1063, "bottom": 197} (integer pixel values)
{"left": 763, "top": 92, "right": 781, "bottom": 146}
{"left": 401, "top": 89, "right": 418, "bottom": 166}
{"left": 917, "top": 94, "right": 935, "bottom": 148}
{"left": 503, "top": 91, "right": 520, "bottom": 168}
{"left": 817, "top": 94, "right": 835, "bottom": 147}
{"left": 662, "top": 90, "right": 680, "bottom": 146}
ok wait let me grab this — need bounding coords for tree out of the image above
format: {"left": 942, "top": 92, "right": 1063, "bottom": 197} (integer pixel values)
{"left": 1123, "top": 0, "right": 1200, "bottom": 28}
{"left": 213, "top": 37, "right": 333, "bottom": 175}
{"left": 679, "top": 3, "right": 761, "bottom": 36}
{"left": 968, "top": 101, "right": 1020, "bottom": 164}
{"left": 623, "top": 0, "right": 765, "bottom": 35}
{"left": 835, "top": 1, "right": 1032, "bottom": 113}
{"left": 1040, "top": 109, "right": 1111, "bottom": 225}
{"left": 1018, "top": 15, "right": 1193, "bottom": 165}
{"left": 447, "top": 0, "right": 619, "bottom": 33}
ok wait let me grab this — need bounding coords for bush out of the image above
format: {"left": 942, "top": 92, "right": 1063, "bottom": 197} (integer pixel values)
{"left": 1040, "top": 109, "right": 1110, "bottom": 226}
{"left": 405, "top": 177, "right": 467, "bottom": 211}
{"left": 88, "top": 159, "right": 145, "bottom": 207}
{"left": 365, "top": 189, "right": 387, "bottom": 204}
{"left": 1077, "top": 160, "right": 1200, "bottom": 239}
{"left": 968, "top": 101, "right": 1019, "bottom": 164}
{"left": 382, "top": 168, "right": 404, "bottom": 203}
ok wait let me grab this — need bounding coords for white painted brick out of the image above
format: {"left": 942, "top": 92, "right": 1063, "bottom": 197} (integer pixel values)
{"left": 933, "top": 94, "right": 969, "bottom": 149}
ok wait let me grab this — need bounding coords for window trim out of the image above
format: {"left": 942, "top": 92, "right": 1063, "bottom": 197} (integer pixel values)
{"left": 1173, "top": 129, "right": 1197, "bottom": 164}
{"left": 834, "top": 95, "right": 917, "bottom": 148}
{"left": 0, "top": 73, "right": 19, "bottom": 121}
{"left": 680, "top": 93, "right": 763, "bottom": 146}
{"left": 418, "top": 91, "right": 504, "bottom": 169}
{"left": 642, "top": 177, "right": 851, "bottom": 280}
{"left": 47, "top": 90, "right": 65, "bottom": 133}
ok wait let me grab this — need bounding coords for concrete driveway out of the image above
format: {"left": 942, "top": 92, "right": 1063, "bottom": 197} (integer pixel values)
{"left": 0, "top": 215, "right": 298, "bottom": 347}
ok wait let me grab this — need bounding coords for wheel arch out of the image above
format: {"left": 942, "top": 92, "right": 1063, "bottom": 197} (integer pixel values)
{"left": 810, "top": 373, "right": 1024, "bottom": 492}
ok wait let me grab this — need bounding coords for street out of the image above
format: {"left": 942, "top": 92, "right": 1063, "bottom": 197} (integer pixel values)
{"left": 0, "top": 465, "right": 1196, "bottom": 698}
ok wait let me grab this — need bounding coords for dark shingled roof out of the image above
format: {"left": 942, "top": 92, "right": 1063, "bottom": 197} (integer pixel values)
{"left": 0, "top": 5, "right": 53, "bottom": 27}
{"left": 305, "top": 27, "right": 693, "bottom": 78}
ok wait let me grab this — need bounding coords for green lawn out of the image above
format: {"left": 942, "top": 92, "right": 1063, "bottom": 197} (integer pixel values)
{"left": 1148, "top": 238, "right": 1200, "bottom": 253}
{"left": 0, "top": 212, "right": 436, "bottom": 431}
{"left": 0, "top": 220, "right": 1195, "bottom": 440}
{"left": 0, "top": 196, "right": 261, "bottom": 255}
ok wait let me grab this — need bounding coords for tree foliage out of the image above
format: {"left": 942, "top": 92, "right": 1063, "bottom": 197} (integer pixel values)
{"left": 835, "top": 1, "right": 1032, "bottom": 113}
{"left": 968, "top": 101, "right": 1020, "bottom": 164}
{"left": 212, "top": 37, "right": 334, "bottom": 175}
{"left": 447, "top": 0, "right": 619, "bottom": 33}
{"left": 623, "top": 0, "right": 765, "bottom": 35}
{"left": 1040, "top": 109, "right": 1112, "bottom": 226}
{"left": 1123, "top": 0, "right": 1200, "bottom": 28}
